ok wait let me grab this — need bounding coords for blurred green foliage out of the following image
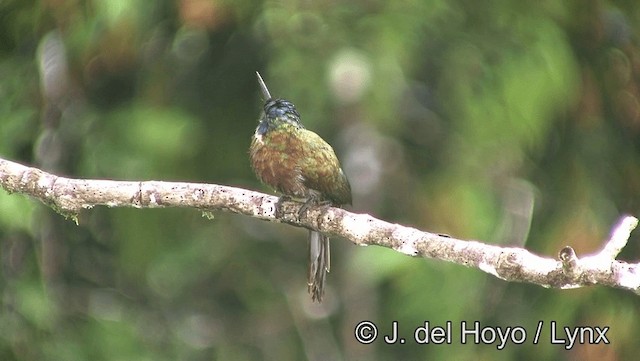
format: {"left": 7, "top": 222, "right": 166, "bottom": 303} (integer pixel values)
{"left": 1, "top": 0, "right": 640, "bottom": 360}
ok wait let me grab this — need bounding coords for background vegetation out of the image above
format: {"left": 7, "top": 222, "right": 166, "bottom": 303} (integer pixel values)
{"left": 1, "top": 0, "right": 640, "bottom": 359}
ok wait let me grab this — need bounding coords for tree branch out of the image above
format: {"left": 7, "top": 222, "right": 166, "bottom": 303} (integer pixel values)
{"left": 1, "top": 157, "right": 639, "bottom": 294}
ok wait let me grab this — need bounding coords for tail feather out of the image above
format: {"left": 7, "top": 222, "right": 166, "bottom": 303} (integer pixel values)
{"left": 308, "top": 230, "right": 330, "bottom": 302}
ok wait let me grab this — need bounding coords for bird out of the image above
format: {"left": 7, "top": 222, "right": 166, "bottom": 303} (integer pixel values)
{"left": 250, "top": 72, "right": 352, "bottom": 302}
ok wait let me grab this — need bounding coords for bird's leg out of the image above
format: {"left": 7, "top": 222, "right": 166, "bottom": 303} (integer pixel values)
{"left": 298, "top": 193, "right": 330, "bottom": 221}
{"left": 275, "top": 195, "right": 291, "bottom": 219}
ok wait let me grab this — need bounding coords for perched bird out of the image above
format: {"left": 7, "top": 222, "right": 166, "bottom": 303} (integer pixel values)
{"left": 250, "top": 72, "right": 352, "bottom": 302}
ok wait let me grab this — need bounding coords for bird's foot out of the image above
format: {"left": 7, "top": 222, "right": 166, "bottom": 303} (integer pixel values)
{"left": 275, "top": 195, "right": 292, "bottom": 219}
{"left": 298, "top": 195, "right": 331, "bottom": 221}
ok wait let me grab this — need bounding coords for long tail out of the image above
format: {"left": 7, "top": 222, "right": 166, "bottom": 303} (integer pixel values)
{"left": 308, "top": 230, "right": 330, "bottom": 302}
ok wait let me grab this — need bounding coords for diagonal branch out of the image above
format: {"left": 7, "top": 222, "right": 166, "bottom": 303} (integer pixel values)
{"left": 1, "top": 157, "right": 639, "bottom": 294}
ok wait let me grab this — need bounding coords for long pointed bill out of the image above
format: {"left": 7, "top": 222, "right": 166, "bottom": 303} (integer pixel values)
{"left": 256, "top": 71, "right": 272, "bottom": 100}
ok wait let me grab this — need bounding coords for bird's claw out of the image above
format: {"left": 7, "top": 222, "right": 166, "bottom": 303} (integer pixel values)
{"left": 275, "top": 195, "right": 291, "bottom": 219}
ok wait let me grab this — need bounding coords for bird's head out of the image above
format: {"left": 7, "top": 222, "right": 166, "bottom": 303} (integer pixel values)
{"left": 255, "top": 72, "right": 303, "bottom": 135}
